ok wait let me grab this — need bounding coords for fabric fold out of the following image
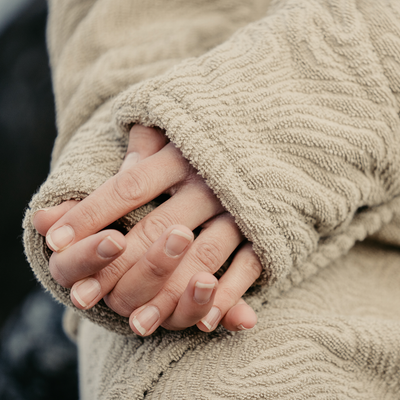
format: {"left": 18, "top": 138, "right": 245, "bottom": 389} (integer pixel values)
{"left": 113, "top": 0, "right": 400, "bottom": 287}
{"left": 23, "top": 0, "right": 400, "bottom": 336}
{"left": 79, "top": 243, "right": 400, "bottom": 399}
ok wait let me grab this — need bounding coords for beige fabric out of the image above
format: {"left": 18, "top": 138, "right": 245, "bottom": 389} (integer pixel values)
{"left": 112, "top": 0, "right": 400, "bottom": 287}
{"left": 79, "top": 243, "right": 400, "bottom": 399}
{"left": 371, "top": 213, "right": 400, "bottom": 247}
{"left": 23, "top": 0, "right": 400, "bottom": 336}
{"left": 23, "top": 0, "right": 277, "bottom": 335}
{"left": 21, "top": 0, "right": 400, "bottom": 398}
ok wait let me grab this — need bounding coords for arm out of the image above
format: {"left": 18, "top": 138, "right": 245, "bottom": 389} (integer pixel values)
{"left": 33, "top": 125, "right": 261, "bottom": 335}
{"left": 24, "top": 0, "right": 400, "bottom": 336}
{"left": 24, "top": 0, "right": 272, "bottom": 335}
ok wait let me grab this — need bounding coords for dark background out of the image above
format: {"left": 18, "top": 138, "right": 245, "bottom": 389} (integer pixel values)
{"left": 0, "top": 1, "right": 79, "bottom": 398}
{"left": 0, "top": 0, "right": 55, "bottom": 328}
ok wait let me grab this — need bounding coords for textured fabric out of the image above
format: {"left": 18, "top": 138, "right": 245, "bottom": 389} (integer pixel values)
{"left": 113, "top": 0, "right": 400, "bottom": 287}
{"left": 23, "top": 0, "right": 277, "bottom": 335}
{"left": 21, "top": 0, "right": 400, "bottom": 398}
{"left": 23, "top": 0, "right": 400, "bottom": 335}
{"left": 79, "top": 243, "right": 400, "bottom": 399}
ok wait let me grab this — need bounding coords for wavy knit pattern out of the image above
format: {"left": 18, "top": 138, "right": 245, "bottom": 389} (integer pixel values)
{"left": 24, "top": 0, "right": 277, "bottom": 335}
{"left": 23, "top": 0, "right": 400, "bottom": 335}
{"left": 78, "top": 244, "right": 400, "bottom": 399}
{"left": 21, "top": 0, "right": 400, "bottom": 398}
{"left": 113, "top": 0, "right": 400, "bottom": 286}
{"left": 46, "top": 0, "right": 267, "bottom": 166}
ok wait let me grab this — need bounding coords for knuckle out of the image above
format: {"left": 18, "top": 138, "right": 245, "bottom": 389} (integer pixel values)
{"left": 77, "top": 203, "right": 102, "bottom": 232}
{"left": 136, "top": 213, "right": 177, "bottom": 246}
{"left": 142, "top": 255, "right": 170, "bottom": 280}
{"left": 95, "top": 260, "right": 139, "bottom": 316}
{"left": 97, "top": 258, "right": 127, "bottom": 283}
{"left": 158, "top": 283, "right": 182, "bottom": 307}
{"left": 193, "top": 241, "right": 224, "bottom": 273}
{"left": 218, "top": 286, "right": 238, "bottom": 307}
{"left": 112, "top": 168, "right": 148, "bottom": 204}
{"left": 106, "top": 290, "right": 134, "bottom": 317}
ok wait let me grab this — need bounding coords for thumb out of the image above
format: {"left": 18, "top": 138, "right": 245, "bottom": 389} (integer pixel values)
{"left": 32, "top": 200, "right": 79, "bottom": 236}
{"left": 120, "top": 125, "right": 169, "bottom": 171}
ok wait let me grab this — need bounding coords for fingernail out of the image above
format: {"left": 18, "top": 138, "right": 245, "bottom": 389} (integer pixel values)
{"left": 237, "top": 324, "right": 251, "bottom": 331}
{"left": 165, "top": 229, "right": 192, "bottom": 257}
{"left": 131, "top": 306, "right": 160, "bottom": 336}
{"left": 200, "top": 307, "right": 221, "bottom": 331}
{"left": 47, "top": 225, "right": 75, "bottom": 251}
{"left": 72, "top": 278, "right": 101, "bottom": 308}
{"left": 31, "top": 208, "right": 50, "bottom": 225}
{"left": 120, "top": 152, "right": 140, "bottom": 171}
{"left": 194, "top": 281, "right": 215, "bottom": 305}
{"left": 97, "top": 236, "right": 123, "bottom": 258}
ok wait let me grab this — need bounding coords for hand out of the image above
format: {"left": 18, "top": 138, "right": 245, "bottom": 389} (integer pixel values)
{"left": 33, "top": 125, "right": 262, "bottom": 335}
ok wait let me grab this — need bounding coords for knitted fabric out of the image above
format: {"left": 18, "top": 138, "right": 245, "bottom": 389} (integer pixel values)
{"left": 22, "top": 0, "right": 400, "bottom": 398}
{"left": 79, "top": 243, "right": 400, "bottom": 399}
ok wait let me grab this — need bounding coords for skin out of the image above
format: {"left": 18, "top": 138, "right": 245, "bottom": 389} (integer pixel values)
{"left": 33, "top": 125, "right": 262, "bottom": 335}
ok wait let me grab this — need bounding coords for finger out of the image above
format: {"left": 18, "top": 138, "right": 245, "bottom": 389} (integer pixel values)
{"left": 120, "top": 125, "right": 168, "bottom": 171}
{"left": 49, "top": 178, "right": 223, "bottom": 314}
{"left": 197, "top": 242, "right": 261, "bottom": 332}
{"left": 48, "top": 229, "right": 126, "bottom": 291}
{"left": 94, "top": 182, "right": 224, "bottom": 316}
{"left": 37, "top": 126, "right": 166, "bottom": 237}
{"left": 45, "top": 143, "right": 190, "bottom": 252}
{"left": 103, "top": 225, "right": 194, "bottom": 316}
{"left": 122, "top": 175, "right": 224, "bottom": 251}
{"left": 112, "top": 213, "right": 243, "bottom": 334}
{"left": 221, "top": 299, "right": 257, "bottom": 332}
{"left": 32, "top": 200, "right": 79, "bottom": 236}
{"left": 130, "top": 271, "right": 218, "bottom": 336}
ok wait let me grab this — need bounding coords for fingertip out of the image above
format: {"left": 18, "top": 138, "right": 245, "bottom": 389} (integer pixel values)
{"left": 160, "top": 272, "right": 218, "bottom": 332}
{"left": 112, "top": 230, "right": 127, "bottom": 251}
{"left": 32, "top": 200, "right": 80, "bottom": 236}
{"left": 164, "top": 225, "right": 194, "bottom": 258}
{"left": 167, "top": 224, "right": 194, "bottom": 240}
{"left": 46, "top": 224, "right": 75, "bottom": 252}
{"left": 129, "top": 305, "right": 161, "bottom": 337}
{"left": 190, "top": 270, "right": 218, "bottom": 287}
{"left": 236, "top": 310, "right": 257, "bottom": 331}
{"left": 188, "top": 271, "right": 218, "bottom": 305}
{"left": 97, "top": 230, "right": 127, "bottom": 259}
{"left": 32, "top": 208, "right": 51, "bottom": 235}
{"left": 197, "top": 306, "right": 221, "bottom": 332}
{"left": 71, "top": 278, "right": 102, "bottom": 310}
{"left": 222, "top": 302, "right": 257, "bottom": 332}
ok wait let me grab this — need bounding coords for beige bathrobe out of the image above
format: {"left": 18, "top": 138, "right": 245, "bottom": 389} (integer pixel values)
{"left": 23, "top": 0, "right": 400, "bottom": 398}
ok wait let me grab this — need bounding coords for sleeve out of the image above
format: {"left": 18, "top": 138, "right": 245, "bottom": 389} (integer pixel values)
{"left": 23, "top": 0, "right": 400, "bottom": 335}
{"left": 112, "top": 0, "right": 400, "bottom": 284}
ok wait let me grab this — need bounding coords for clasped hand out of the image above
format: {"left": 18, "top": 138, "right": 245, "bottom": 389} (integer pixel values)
{"left": 33, "top": 126, "right": 262, "bottom": 336}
